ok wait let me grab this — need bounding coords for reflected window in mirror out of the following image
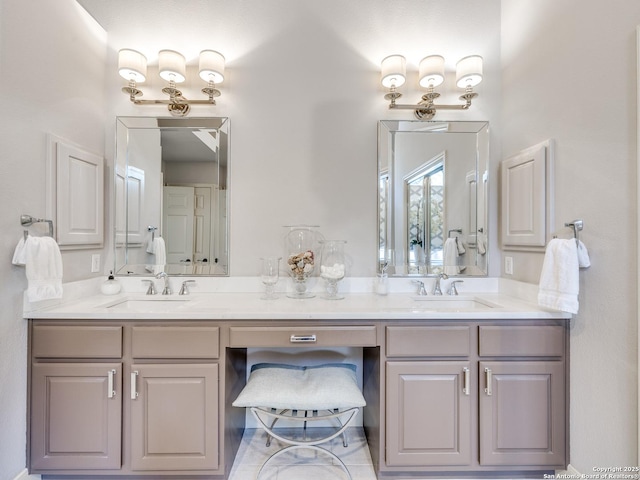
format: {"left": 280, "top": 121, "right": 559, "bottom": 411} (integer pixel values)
{"left": 405, "top": 154, "right": 444, "bottom": 274}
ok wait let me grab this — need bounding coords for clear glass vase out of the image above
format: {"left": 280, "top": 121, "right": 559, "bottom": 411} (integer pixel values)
{"left": 283, "top": 225, "right": 322, "bottom": 298}
{"left": 320, "top": 240, "right": 347, "bottom": 300}
{"left": 260, "top": 256, "right": 281, "bottom": 300}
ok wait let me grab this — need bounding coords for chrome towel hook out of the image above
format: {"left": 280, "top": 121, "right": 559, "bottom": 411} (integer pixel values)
{"left": 564, "top": 220, "right": 583, "bottom": 245}
{"left": 20, "top": 215, "right": 54, "bottom": 237}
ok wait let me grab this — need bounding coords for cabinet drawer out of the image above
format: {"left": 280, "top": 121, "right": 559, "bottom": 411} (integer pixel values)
{"left": 479, "top": 326, "right": 564, "bottom": 357}
{"left": 386, "top": 326, "right": 470, "bottom": 357}
{"left": 229, "top": 326, "right": 377, "bottom": 348}
{"left": 132, "top": 326, "right": 219, "bottom": 359}
{"left": 32, "top": 325, "right": 122, "bottom": 358}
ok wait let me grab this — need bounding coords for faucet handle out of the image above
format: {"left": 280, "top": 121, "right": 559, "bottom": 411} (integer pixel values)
{"left": 179, "top": 280, "right": 196, "bottom": 295}
{"left": 448, "top": 280, "right": 464, "bottom": 296}
{"left": 142, "top": 279, "right": 156, "bottom": 295}
{"left": 412, "top": 280, "right": 427, "bottom": 296}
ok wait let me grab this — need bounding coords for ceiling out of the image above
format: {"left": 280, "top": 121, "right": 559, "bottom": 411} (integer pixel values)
{"left": 161, "top": 129, "right": 219, "bottom": 164}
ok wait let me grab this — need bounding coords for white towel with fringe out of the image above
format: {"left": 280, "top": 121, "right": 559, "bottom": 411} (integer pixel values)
{"left": 12, "top": 237, "right": 27, "bottom": 266}
{"left": 147, "top": 237, "right": 166, "bottom": 275}
{"left": 577, "top": 240, "right": 591, "bottom": 268}
{"left": 538, "top": 238, "right": 579, "bottom": 314}
{"left": 443, "top": 237, "right": 460, "bottom": 275}
{"left": 24, "top": 236, "right": 63, "bottom": 302}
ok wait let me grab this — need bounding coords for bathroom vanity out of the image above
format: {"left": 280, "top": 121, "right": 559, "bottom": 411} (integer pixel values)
{"left": 25, "top": 289, "right": 569, "bottom": 479}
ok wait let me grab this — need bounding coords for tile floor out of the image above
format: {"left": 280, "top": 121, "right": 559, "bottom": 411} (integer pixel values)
{"left": 228, "top": 427, "right": 377, "bottom": 480}
{"left": 228, "top": 427, "right": 559, "bottom": 480}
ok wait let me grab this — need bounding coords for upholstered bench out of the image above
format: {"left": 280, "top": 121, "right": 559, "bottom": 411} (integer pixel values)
{"left": 232, "top": 363, "right": 366, "bottom": 479}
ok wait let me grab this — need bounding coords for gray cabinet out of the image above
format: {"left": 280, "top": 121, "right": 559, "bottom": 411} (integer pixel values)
{"left": 479, "top": 361, "right": 565, "bottom": 466}
{"left": 478, "top": 324, "right": 566, "bottom": 467}
{"left": 130, "top": 363, "right": 219, "bottom": 471}
{"left": 383, "top": 322, "right": 567, "bottom": 473}
{"left": 30, "top": 325, "right": 124, "bottom": 472}
{"left": 385, "top": 325, "right": 472, "bottom": 467}
{"left": 28, "top": 322, "right": 222, "bottom": 477}
{"left": 386, "top": 361, "right": 472, "bottom": 466}
{"left": 28, "top": 318, "right": 568, "bottom": 478}
{"left": 30, "top": 362, "right": 122, "bottom": 471}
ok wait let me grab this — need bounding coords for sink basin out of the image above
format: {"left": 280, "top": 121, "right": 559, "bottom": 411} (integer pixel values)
{"left": 402, "top": 296, "right": 502, "bottom": 312}
{"left": 102, "top": 297, "right": 191, "bottom": 313}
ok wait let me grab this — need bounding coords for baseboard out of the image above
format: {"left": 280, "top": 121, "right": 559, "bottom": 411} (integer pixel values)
{"left": 12, "top": 469, "right": 40, "bottom": 480}
{"left": 557, "top": 464, "right": 581, "bottom": 476}
{"left": 9, "top": 461, "right": 580, "bottom": 480}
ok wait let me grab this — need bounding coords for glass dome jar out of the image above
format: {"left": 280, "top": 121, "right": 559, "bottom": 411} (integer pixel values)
{"left": 320, "top": 240, "right": 347, "bottom": 300}
{"left": 283, "top": 225, "right": 322, "bottom": 298}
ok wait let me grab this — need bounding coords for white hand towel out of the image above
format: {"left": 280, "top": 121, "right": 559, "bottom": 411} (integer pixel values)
{"left": 24, "top": 236, "right": 63, "bottom": 302}
{"left": 153, "top": 237, "right": 166, "bottom": 275}
{"left": 577, "top": 240, "right": 591, "bottom": 268}
{"left": 12, "top": 237, "right": 27, "bottom": 266}
{"left": 538, "top": 238, "right": 579, "bottom": 314}
{"left": 146, "top": 236, "right": 155, "bottom": 254}
{"left": 443, "top": 237, "right": 460, "bottom": 275}
{"left": 455, "top": 237, "right": 466, "bottom": 255}
{"left": 477, "top": 232, "right": 487, "bottom": 255}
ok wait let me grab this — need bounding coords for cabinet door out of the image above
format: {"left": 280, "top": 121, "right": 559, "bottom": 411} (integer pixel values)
{"left": 130, "top": 363, "right": 219, "bottom": 471}
{"left": 479, "top": 361, "right": 565, "bottom": 466}
{"left": 386, "top": 361, "right": 472, "bottom": 466}
{"left": 30, "top": 363, "right": 122, "bottom": 471}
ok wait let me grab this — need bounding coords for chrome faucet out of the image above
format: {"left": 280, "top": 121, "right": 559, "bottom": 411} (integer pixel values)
{"left": 432, "top": 273, "right": 448, "bottom": 295}
{"left": 155, "top": 272, "right": 171, "bottom": 295}
{"left": 412, "top": 280, "right": 427, "bottom": 296}
{"left": 179, "top": 280, "right": 195, "bottom": 295}
{"left": 448, "top": 280, "right": 464, "bottom": 296}
{"left": 142, "top": 279, "right": 157, "bottom": 295}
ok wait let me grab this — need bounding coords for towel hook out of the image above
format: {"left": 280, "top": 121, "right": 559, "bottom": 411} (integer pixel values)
{"left": 20, "top": 214, "right": 54, "bottom": 237}
{"left": 564, "top": 219, "right": 583, "bottom": 245}
{"left": 148, "top": 225, "right": 158, "bottom": 242}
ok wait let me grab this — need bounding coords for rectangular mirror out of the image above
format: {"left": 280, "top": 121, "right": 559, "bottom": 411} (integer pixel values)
{"left": 378, "top": 120, "right": 489, "bottom": 276}
{"left": 115, "top": 117, "right": 229, "bottom": 276}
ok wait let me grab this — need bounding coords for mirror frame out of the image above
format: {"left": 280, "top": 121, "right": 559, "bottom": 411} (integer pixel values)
{"left": 114, "top": 116, "right": 230, "bottom": 277}
{"left": 378, "top": 120, "right": 489, "bottom": 277}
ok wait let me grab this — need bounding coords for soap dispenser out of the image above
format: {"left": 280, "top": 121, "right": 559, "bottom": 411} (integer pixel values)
{"left": 101, "top": 271, "right": 121, "bottom": 295}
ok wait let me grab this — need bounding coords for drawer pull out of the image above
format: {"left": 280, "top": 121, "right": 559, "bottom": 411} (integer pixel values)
{"left": 463, "top": 367, "right": 470, "bottom": 395}
{"left": 107, "top": 369, "right": 116, "bottom": 399}
{"left": 131, "top": 371, "right": 139, "bottom": 400}
{"left": 290, "top": 334, "right": 317, "bottom": 343}
{"left": 484, "top": 367, "right": 492, "bottom": 396}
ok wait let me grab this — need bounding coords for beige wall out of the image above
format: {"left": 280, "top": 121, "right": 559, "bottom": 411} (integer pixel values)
{"left": 98, "top": 0, "right": 503, "bottom": 277}
{"left": 0, "top": 0, "right": 637, "bottom": 478}
{"left": 501, "top": 0, "right": 638, "bottom": 471}
{"left": 0, "top": 1, "right": 106, "bottom": 478}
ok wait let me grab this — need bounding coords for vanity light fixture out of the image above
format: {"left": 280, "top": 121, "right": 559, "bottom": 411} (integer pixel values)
{"left": 118, "top": 48, "right": 225, "bottom": 117}
{"left": 381, "top": 54, "right": 483, "bottom": 120}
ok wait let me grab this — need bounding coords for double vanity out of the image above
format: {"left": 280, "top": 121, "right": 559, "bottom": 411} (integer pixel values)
{"left": 25, "top": 278, "right": 570, "bottom": 479}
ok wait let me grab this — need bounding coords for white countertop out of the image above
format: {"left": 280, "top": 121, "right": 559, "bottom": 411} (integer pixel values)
{"left": 24, "top": 277, "right": 570, "bottom": 321}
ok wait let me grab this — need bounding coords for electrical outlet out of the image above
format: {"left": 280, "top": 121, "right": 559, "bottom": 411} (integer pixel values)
{"left": 504, "top": 256, "right": 513, "bottom": 275}
{"left": 91, "top": 254, "right": 101, "bottom": 273}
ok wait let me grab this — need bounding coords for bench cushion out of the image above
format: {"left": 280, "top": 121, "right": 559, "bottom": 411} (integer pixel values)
{"left": 232, "top": 363, "right": 366, "bottom": 410}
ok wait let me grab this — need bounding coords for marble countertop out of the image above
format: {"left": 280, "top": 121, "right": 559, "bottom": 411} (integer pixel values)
{"left": 24, "top": 278, "right": 571, "bottom": 321}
